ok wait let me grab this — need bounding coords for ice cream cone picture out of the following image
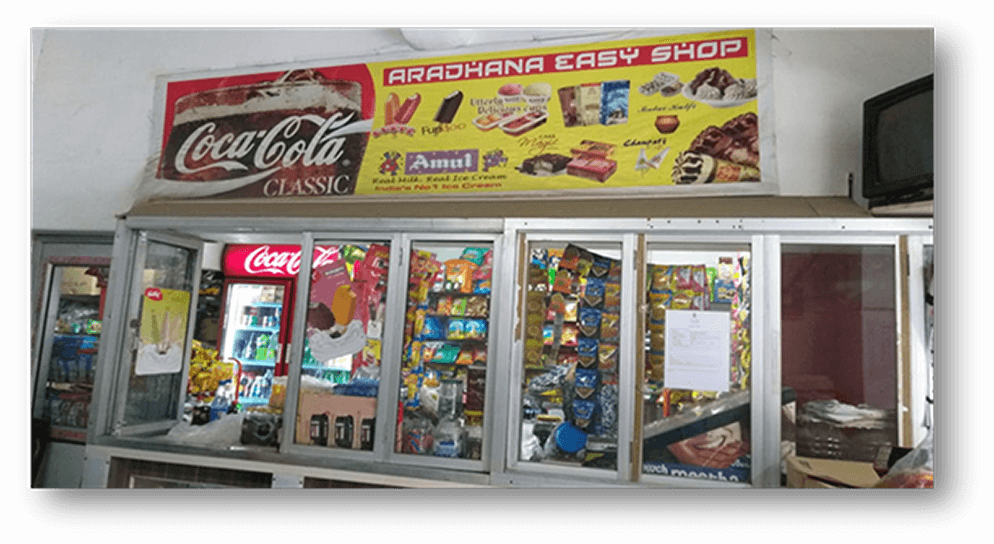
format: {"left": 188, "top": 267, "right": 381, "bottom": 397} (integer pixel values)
{"left": 137, "top": 288, "right": 191, "bottom": 375}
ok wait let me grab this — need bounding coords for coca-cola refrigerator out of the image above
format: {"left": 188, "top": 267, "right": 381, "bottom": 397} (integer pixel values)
{"left": 218, "top": 245, "right": 299, "bottom": 406}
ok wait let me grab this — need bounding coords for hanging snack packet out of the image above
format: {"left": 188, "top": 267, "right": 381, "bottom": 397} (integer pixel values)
{"left": 531, "top": 248, "right": 549, "bottom": 268}
{"left": 525, "top": 338, "right": 544, "bottom": 367}
{"left": 560, "top": 323, "right": 579, "bottom": 346}
{"left": 671, "top": 290, "right": 694, "bottom": 310}
{"left": 673, "top": 265, "right": 694, "bottom": 290}
{"left": 574, "top": 368, "right": 599, "bottom": 399}
{"left": 552, "top": 269, "right": 574, "bottom": 295}
{"left": 608, "top": 259, "right": 622, "bottom": 283}
{"left": 572, "top": 399, "right": 597, "bottom": 429}
{"left": 649, "top": 264, "right": 673, "bottom": 293}
{"left": 577, "top": 337, "right": 599, "bottom": 368}
{"left": 559, "top": 245, "right": 581, "bottom": 270}
{"left": 647, "top": 351, "right": 666, "bottom": 382}
{"left": 576, "top": 248, "right": 595, "bottom": 278}
{"left": 600, "top": 312, "right": 620, "bottom": 342}
{"left": 589, "top": 253, "right": 612, "bottom": 278}
{"left": 598, "top": 343, "right": 618, "bottom": 372}
{"left": 578, "top": 307, "right": 602, "bottom": 337}
{"left": 547, "top": 292, "right": 568, "bottom": 316}
{"left": 564, "top": 298, "right": 579, "bottom": 322}
{"left": 692, "top": 265, "right": 707, "bottom": 293}
{"left": 649, "top": 324, "right": 666, "bottom": 352}
{"left": 603, "top": 282, "right": 621, "bottom": 311}
{"left": 583, "top": 276, "right": 606, "bottom": 308}
{"left": 648, "top": 291, "right": 671, "bottom": 321}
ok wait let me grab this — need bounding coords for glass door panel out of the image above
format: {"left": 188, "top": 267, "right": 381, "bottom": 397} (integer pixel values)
{"left": 118, "top": 234, "right": 201, "bottom": 432}
{"left": 294, "top": 242, "right": 390, "bottom": 452}
{"left": 34, "top": 264, "right": 109, "bottom": 442}
{"left": 780, "top": 244, "right": 898, "bottom": 465}
{"left": 639, "top": 244, "right": 752, "bottom": 484}
{"left": 397, "top": 242, "right": 493, "bottom": 460}
{"left": 518, "top": 241, "right": 622, "bottom": 471}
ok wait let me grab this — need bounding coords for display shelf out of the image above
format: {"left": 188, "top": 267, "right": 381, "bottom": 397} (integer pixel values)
{"left": 238, "top": 396, "right": 270, "bottom": 405}
{"left": 235, "top": 325, "right": 280, "bottom": 333}
{"left": 239, "top": 359, "right": 276, "bottom": 367}
{"left": 248, "top": 301, "right": 283, "bottom": 307}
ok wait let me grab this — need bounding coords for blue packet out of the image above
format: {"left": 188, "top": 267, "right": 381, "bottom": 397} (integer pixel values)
{"left": 572, "top": 399, "right": 597, "bottom": 429}
{"left": 574, "top": 368, "right": 599, "bottom": 399}
{"left": 583, "top": 277, "right": 605, "bottom": 308}
{"left": 577, "top": 337, "right": 599, "bottom": 367}
{"left": 578, "top": 307, "right": 602, "bottom": 337}
{"left": 421, "top": 316, "right": 446, "bottom": 340}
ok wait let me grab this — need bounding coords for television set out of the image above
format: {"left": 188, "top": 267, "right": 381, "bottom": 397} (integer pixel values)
{"left": 862, "top": 74, "right": 933, "bottom": 208}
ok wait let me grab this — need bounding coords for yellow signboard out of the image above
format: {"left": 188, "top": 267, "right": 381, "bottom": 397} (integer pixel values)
{"left": 146, "top": 29, "right": 766, "bottom": 202}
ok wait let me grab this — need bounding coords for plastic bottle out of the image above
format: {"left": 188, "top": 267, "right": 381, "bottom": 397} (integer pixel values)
{"left": 432, "top": 379, "right": 465, "bottom": 458}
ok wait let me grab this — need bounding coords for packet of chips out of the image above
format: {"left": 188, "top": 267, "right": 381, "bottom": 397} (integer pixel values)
{"left": 577, "top": 337, "right": 599, "bottom": 368}
{"left": 603, "top": 282, "right": 621, "bottom": 311}
{"left": 552, "top": 269, "right": 575, "bottom": 294}
{"left": 465, "top": 296, "right": 488, "bottom": 318}
{"left": 436, "top": 296, "right": 453, "bottom": 316}
{"left": 648, "top": 291, "right": 671, "bottom": 321}
{"left": 600, "top": 312, "right": 620, "bottom": 342}
{"left": 574, "top": 368, "right": 599, "bottom": 399}
{"left": 578, "top": 307, "right": 602, "bottom": 337}
{"left": 444, "top": 259, "right": 478, "bottom": 293}
{"left": 598, "top": 343, "right": 618, "bottom": 372}
{"left": 572, "top": 399, "right": 596, "bottom": 429}
{"left": 583, "top": 277, "right": 605, "bottom": 308}
{"left": 451, "top": 297, "right": 468, "bottom": 316}
{"left": 460, "top": 247, "right": 489, "bottom": 266}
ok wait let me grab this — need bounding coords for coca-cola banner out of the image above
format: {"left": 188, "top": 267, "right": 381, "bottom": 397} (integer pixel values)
{"left": 223, "top": 244, "right": 341, "bottom": 277}
{"left": 141, "top": 29, "right": 774, "bottom": 203}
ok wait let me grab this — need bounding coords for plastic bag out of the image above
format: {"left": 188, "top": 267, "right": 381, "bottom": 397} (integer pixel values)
{"left": 873, "top": 429, "right": 934, "bottom": 488}
{"left": 166, "top": 413, "right": 245, "bottom": 447}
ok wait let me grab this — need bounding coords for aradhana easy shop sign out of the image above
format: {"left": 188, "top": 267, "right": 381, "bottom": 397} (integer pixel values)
{"left": 139, "top": 29, "right": 770, "bottom": 202}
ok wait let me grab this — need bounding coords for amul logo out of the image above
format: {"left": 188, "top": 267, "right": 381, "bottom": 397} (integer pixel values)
{"left": 404, "top": 149, "right": 479, "bottom": 175}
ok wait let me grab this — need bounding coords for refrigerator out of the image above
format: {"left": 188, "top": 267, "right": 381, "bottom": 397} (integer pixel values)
{"left": 218, "top": 245, "right": 298, "bottom": 407}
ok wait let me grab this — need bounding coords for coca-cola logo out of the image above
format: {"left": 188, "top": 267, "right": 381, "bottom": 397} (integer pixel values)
{"left": 234, "top": 245, "right": 340, "bottom": 277}
{"left": 173, "top": 112, "right": 357, "bottom": 178}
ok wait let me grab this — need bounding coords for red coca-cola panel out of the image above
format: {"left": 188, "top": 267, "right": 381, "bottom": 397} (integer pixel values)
{"left": 222, "top": 244, "right": 341, "bottom": 278}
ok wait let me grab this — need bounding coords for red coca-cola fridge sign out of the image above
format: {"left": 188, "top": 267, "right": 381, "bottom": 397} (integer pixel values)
{"left": 223, "top": 244, "right": 341, "bottom": 278}
{"left": 153, "top": 67, "right": 375, "bottom": 200}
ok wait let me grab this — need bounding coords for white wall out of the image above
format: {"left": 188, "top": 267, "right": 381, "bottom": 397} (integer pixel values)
{"left": 30, "top": 27, "right": 933, "bottom": 232}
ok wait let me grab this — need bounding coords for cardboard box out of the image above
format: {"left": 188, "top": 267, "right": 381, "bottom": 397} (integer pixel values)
{"left": 785, "top": 455, "right": 881, "bottom": 488}
{"left": 296, "top": 390, "right": 376, "bottom": 450}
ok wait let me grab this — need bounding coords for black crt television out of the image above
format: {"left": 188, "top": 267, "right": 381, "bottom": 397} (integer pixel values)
{"left": 862, "top": 74, "right": 933, "bottom": 208}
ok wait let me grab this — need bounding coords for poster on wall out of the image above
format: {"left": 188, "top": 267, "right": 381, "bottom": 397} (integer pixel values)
{"left": 136, "top": 287, "right": 191, "bottom": 375}
{"left": 138, "top": 29, "right": 772, "bottom": 203}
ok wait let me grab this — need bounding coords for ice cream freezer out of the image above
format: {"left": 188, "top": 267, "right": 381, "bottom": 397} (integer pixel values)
{"left": 81, "top": 206, "right": 933, "bottom": 488}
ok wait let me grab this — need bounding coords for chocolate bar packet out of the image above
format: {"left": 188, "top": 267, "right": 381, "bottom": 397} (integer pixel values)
{"left": 574, "top": 368, "right": 599, "bottom": 399}
{"left": 572, "top": 399, "right": 596, "bottom": 429}
{"left": 578, "top": 307, "right": 602, "bottom": 337}
{"left": 577, "top": 337, "right": 599, "bottom": 368}
{"left": 583, "top": 276, "right": 606, "bottom": 308}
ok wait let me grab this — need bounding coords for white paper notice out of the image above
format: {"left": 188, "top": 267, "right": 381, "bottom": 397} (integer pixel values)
{"left": 664, "top": 310, "right": 731, "bottom": 392}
